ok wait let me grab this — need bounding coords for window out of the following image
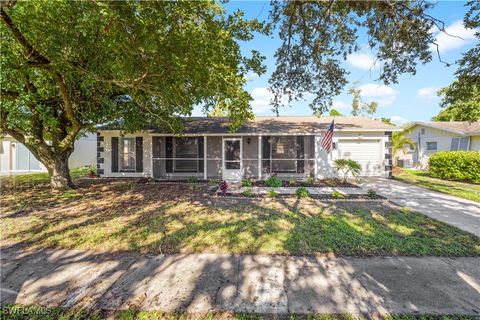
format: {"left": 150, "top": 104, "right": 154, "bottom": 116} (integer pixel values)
{"left": 121, "top": 138, "right": 135, "bottom": 171}
{"left": 421, "top": 128, "right": 425, "bottom": 135}
{"left": 426, "top": 141, "right": 437, "bottom": 151}
{"left": 174, "top": 137, "right": 198, "bottom": 172}
{"left": 450, "top": 137, "right": 469, "bottom": 151}
{"left": 271, "top": 136, "right": 298, "bottom": 173}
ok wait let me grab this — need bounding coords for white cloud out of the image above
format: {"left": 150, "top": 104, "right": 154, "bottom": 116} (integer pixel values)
{"left": 346, "top": 52, "right": 379, "bottom": 71}
{"left": 431, "top": 20, "right": 477, "bottom": 54}
{"left": 190, "top": 105, "right": 206, "bottom": 116}
{"left": 250, "top": 87, "right": 275, "bottom": 114}
{"left": 417, "top": 86, "right": 440, "bottom": 102}
{"left": 332, "top": 100, "right": 351, "bottom": 110}
{"left": 390, "top": 115, "right": 408, "bottom": 125}
{"left": 358, "top": 83, "right": 398, "bottom": 107}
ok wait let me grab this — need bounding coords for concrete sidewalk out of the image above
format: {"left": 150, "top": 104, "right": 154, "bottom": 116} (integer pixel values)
{"left": 1, "top": 246, "right": 479, "bottom": 315}
{"left": 361, "top": 178, "right": 480, "bottom": 237}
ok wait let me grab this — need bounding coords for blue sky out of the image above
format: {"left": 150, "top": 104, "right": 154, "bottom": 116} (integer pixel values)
{"left": 196, "top": 1, "right": 478, "bottom": 124}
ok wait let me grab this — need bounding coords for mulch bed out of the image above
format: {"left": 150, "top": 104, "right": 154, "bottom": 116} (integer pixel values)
{"left": 251, "top": 179, "right": 358, "bottom": 188}
{"left": 216, "top": 192, "right": 386, "bottom": 201}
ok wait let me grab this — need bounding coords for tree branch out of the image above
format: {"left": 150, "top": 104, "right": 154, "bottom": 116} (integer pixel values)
{"left": 0, "top": 6, "right": 50, "bottom": 66}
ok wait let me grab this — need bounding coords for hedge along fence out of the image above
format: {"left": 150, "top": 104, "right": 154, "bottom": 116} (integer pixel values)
{"left": 428, "top": 151, "right": 480, "bottom": 184}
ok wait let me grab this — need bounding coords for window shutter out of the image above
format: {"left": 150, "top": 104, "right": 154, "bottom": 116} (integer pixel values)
{"left": 166, "top": 137, "right": 173, "bottom": 173}
{"left": 262, "top": 136, "right": 271, "bottom": 173}
{"left": 135, "top": 137, "right": 143, "bottom": 172}
{"left": 198, "top": 137, "right": 204, "bottom": 173}
{"left": 296, "top": 136, "right": 305, "bottom": 173}
{"left": 111, "top": 137, "right": 118, "bottom": 173}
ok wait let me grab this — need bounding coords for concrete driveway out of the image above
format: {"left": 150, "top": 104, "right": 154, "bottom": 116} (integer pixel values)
{"left": 361, "top": 178, "right": 480, "bottom": 237}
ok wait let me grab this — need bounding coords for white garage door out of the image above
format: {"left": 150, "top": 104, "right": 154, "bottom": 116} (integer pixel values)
{"left": 337, "top": 139, "right": 383, "bottom": 176}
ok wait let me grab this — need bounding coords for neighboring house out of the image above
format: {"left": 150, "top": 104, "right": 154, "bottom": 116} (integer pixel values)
{"left": 0, "top": 133, "right": 97, "bottom": 175}
{"left": 400, "top": 121, "right": 480, "bottom": 168}
{"left": 97, "top": 116, "right": 398, "bottom": 181}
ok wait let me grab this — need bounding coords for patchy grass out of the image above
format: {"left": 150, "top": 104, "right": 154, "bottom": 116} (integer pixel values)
{"left": 395, "top": 169, "right": 480, "bottom": 203}
{"left": 0, "top": 167, "right": 91, "bottom": 190}
{"left": 1, "top": 176, "right": 479, "bottom": 257}
{"left": 0, "top": 305, "right": 477, "bottom": 320}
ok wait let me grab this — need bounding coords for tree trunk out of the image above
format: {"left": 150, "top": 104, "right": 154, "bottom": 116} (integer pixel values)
{"left": 46, "top": 153, "right": 75, "bottom": 189}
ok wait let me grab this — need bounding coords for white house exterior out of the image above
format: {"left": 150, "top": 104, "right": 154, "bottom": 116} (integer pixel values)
{"left": 97, "top": 116, "right": 399, "bottom": 181}
{"left": 400, "top": 121, "right": 480, "bottom": 168}
{"left": 0, "top": 133, "right": 97, "bottom": 175}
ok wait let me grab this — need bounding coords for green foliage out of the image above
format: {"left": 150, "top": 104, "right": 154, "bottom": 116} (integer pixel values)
{"left": 331, "top": 191, "right": 346, "bottom": 199}
{"left": 287, "top": 178, "right": 296, "bottom": 186}
{"left": 0, "top": 1, "right": 265, "bottom": 188}
{"left": 241, "top": 187, "right": 253, "bottom": 197}
{"left": 367, "top": 189, "right": 378, "bottom": 198}
{"left": 265, "top": 176, "right": 282, "bottom": 188}
{"left": 392, "top": 131, "right": 415, "bottom": 161}
{"left": 306, "top": 176, "right": 315, "bottom": 185}
{"left": 433, "top": 84, "right": 480, "bottom": 121}
{"left": 328, "top": 109, "right": 342, "bottom": 116}
{"left": 187, "top": 176, "right": 198, "bottom": 184}
{"left": 428, "top": 151, "right": 480, "bottom": 183}
{"left": 333, "top": 159, "right": 362, "bottom": 183}
{"left": 295, "top": 187, "right": 310, "bottom": 198}
{"left": 208, "top": 179, "right": 221, "bottom": 186}
{"left": 269, "top": 1, "right": 436, "bottom": 114}
{"left": 267, "top": 189, "right": 278, "bottom": 198}
{"left": 348, "top": 86, "right": 378, "bottom": 116}
{"left": 241, "top": 179, "right": 253, "bottom": 187}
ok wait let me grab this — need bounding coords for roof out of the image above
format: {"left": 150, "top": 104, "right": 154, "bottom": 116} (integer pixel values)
{"left": 404, "top": 121, "right": 480, "bottom": 136}
{"left": 100, "top": 116, "right": 398, "bottom": 134}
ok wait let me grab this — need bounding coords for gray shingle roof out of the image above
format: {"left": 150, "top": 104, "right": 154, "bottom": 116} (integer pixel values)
{"left": 405, "top": 121, "right": 480, "bottom": 135}
{"left": 100, "top": 116, "right": 398, "bottom": 134}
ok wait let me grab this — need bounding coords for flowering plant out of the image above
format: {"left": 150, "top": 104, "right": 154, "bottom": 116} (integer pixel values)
{"left": 219, "top": 180, "right": 228, "bottom": 195}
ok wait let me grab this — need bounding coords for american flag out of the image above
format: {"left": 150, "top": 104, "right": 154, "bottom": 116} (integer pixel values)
{"left": 321, "top": 120, "right": 335, "bottom": 153}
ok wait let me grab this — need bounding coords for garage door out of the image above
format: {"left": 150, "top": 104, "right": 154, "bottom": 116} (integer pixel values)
{"left": 337, "top": 139, "right": 383, "bottom": 176}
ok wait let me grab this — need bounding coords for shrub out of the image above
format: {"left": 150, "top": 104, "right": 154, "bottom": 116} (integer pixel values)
{"left": 333, "top": 159, "right": 362, "bottom": 182}
{"left": 367, "top": 189, "right": 378, "bottom": 198}
{"left": 241, "top": 187, "right": 253, "bottom": 197}
{"left": 306, "top": 176, "right": 315, "bottom": 185}
{"left": 265, "top": 175, "right": 282, "bottom": 188}
{"left": 296, "top": 187, "right": 310, "bottom": 198}
{"left": 187, "top": 176, "right": 198, "bottom": 183}
{"left": 267, "top": 189, "right": 278, "bottom": 198}
{"left": 241, "top": 179, "right": 253, "bottom": 187}
{"left": 331, "top": 191, "right": 345, "bottom": 199}
{"left": 288, "top": 178, "right": 296, "bottom": 186}
{"left": 219, "top": 180, "right": 228, "bottom": 195}
{"left": 428, "top": 151, "right": 480, "bottom": 183}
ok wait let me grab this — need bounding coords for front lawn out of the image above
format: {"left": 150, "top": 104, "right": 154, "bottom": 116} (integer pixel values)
{"left": 1, "top": 173, "right": 479, "bottom": 257}
{"left": 395, "top": 169, "right": 480, "bottom": 203}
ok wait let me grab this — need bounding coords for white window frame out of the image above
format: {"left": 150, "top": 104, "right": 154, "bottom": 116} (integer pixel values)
{"left": 450, "top": 137, "right": 469, "bottom": 151}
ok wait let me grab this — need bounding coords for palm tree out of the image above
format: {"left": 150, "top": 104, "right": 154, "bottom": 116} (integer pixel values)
{"left": 392, "top": 131, "right": 415, "bottom": 164}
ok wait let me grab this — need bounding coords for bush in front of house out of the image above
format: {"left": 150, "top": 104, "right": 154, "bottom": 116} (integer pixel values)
{"left": 241, "top": 179, "right": 253, "bottom": 187}
{"left": 295, "top": 187, "right": 310, "bottom": 198}
{"left": 265, "top": 175, "right": 282, "bottom": 188}
{"left": 428, "top": 151, "right": 480, "bottom": 183}
{"left": 241, "top": 187, "right": 253, "bottom": 197}
{"left": 333, "top": 159, "right": 362, "bottom": 183}
{"left": 267, "top": 188, "right": 279, "bottom": 198}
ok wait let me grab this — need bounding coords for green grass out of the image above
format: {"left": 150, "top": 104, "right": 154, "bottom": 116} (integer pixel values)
{"left": 395, "top": 169, "right": 480, "bottom": 203}
{"left": 0, "top": 167, "right": 91, "bottom": 189}
{"left": 1, "top": 305, "right": 478, "bottom": 320}
{"left": 1, "top": 179, "right": 479, "bottom": 257}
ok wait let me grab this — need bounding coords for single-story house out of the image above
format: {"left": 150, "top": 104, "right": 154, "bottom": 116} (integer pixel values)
{"left": 97, "top": 116, "right": 398, "bottom": 181}
{"left": 399, "top": 121, "right": 480, "bottom": 168}
{"left": 0, "top": 133, "right": 97, "bottom": 175}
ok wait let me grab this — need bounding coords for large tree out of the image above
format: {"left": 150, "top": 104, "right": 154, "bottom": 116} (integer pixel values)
{"left": 433, "top": 1, "right": 479, "bottom": 122}
{"left": 269, "top": 1, "right": 450, "bottom": 114}
{"left": 0, "top": 1, "right": 265, "bottom": 189}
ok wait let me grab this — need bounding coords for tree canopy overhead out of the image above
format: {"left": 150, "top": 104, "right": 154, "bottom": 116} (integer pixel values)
{"left": 269, "top": 0, "right": 446, "bottom": 114}
{"left": 0, "top": 0, "right": 265, "bottom": 188}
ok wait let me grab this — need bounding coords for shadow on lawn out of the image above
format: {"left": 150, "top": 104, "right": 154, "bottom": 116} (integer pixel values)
{"left": 1, "top": 179, "right": 480, "bottom": 315}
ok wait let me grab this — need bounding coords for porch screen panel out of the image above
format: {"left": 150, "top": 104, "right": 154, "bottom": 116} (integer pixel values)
{"left": 198, "top": 137, "right": 204, "bottom": 173}
{"left": 271, "top": 136, "right": 296, "bottom": 173}
{"left": 174, "top": 137, "right": 198, "bottom": 172}
{"left": 296, "top": 136, "right": 305, "bottom": 173}
{"left": 111, "top": 137, "right": 119, "bottom": 172}
{"left": 262, "top": 136, "right": 271, "bottom": 173}
{"left": 165, "top": 137, "right": 173, "bottom": 173}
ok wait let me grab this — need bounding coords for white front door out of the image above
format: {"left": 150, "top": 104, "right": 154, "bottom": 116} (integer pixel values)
{"left": 222, "top": 138, "right": 242, "bottom": 181}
